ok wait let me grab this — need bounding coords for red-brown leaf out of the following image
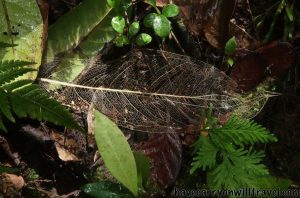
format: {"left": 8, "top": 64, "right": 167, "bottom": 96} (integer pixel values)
{"left": 256, "top": 41, "right": 295, "bottom": 77}
{"left": 230, "top": 50, "right": 269, "bottom": 92}
{"left": 138, "top": 128, "right": 182, "bottom": 189}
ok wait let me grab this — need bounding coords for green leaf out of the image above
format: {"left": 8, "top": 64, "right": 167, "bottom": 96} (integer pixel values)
{"left": 225, "top": 36, "right": 237, "bottom": 56}
{"left": 114, "top": 35, "right": 129, "bottom": 47}
{"left": 135, "top": 33, "right": 152, "bottom": 46}
{"left": 0, "top": 166, "right": 18, "bottom": 174}
{"left": 190, "top": 136, "right": 218, "bottom": 173}
{"left": 0, "top": 114, "right": 7, "bottom": 132}
{"left": 111, "top": 16, "right": 126, "bottom": 34}
{"left": 0, "top": 0, "right": 43, "bottom": 80}
{"left": 143, "top": 13, "right": 158, "bottom": 28}
{"left": 145, "top": 0, "right": 156, "bottom": 7}
{"left": 0, "top": 89, "right": 15, "bottom": 122}
{"left": 211, "top": 149, "right": 269, "bottom": 189}
{"left": 81, "top": 181, "right": 134, "bottom": 198}
{"left": 227, "top": 57, "right": 234, "bottom": 66}
{"left": 9, "top": 84, "right": 81, "bottom": 131}
{"left": 0, "top": 42, "right": 17, "bottom": 49}
{"left": 210, "top": 116, "right": 277, "bottom": 151}
{"left": 134, "top": 151, "right": 150, "bottom": 188}
{"left": 129, "top": 22, "right": 140, "bottom": 37}
{"left": 107, "top": 0, "right": 120, "bottom": 8}
{"left": 43, "top": 0, "right": 116, "bottom": 89}
{"left": 256, "top": 176, "right": 292, "bottom": 191}
{"left": 153, "top": 15, "right": 171, "bottom": 38}
{"left": 46, "top": 0, "right": 114, "bottom": 58}
{"left": 162, "top": 4, "right": 180, "bottom": 18}
{"left": 94, "top": 111, "right": 138, "bottom": 196}
{"left": 285, "top": 5, "right": 294, "bottom": 22}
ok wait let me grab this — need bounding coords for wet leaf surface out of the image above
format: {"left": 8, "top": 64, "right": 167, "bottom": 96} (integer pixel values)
{"left": 230, "top": 50, "right": 268, "bottom": 92}
{"left": 139, "top": 128, "right": 182, "bottom": 189}
{"left": 256, "top": 41, "right": 295, "bottom": 77}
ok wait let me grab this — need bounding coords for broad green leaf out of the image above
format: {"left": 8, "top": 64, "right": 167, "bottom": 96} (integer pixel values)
{"left": 43, "top": 0, "right": 116, "bottom": 89}
{"left": 143, "top": 13, "right": 158, "bottom": 28}
{"left": 94, "top": 111, "right": 138, "bottom": 196}
{"left": 114, "top": 35, "right": 129, "bottom": 47}
{"left": 134, "top": 151, "right": 150, "bottom": 189}
{"left": 162, "top": 4, "right": 180, "bottom": 18}
{"left": 129, "top": 22, "right": 140, "bottom": 37}
{"left": 153, "top": 15, "right": 171, "bottom": 38}
{"left": 46, "top": 0, "right": 114, "bottom": 58}
{"left": 111, "top": 16, "right": 126, "bottom": 34}
{"left": 81, "top": 181, "right": 134, "bottom": 198}
{"left": 145, "top": 0, "right": 156, "bottom": 7}
{"left": 107, "top": 0, "right": 120, "bottom": 8}
{"left": 0, "top": 0, "right": 43, "bottom": 80}
{"left": 225, "top": 36, "right": 237, "bottom": 56}
{"left": 135, "top": 33, "right": 152, "bottom": 46}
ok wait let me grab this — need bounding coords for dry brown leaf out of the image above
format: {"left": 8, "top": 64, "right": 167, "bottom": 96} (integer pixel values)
{"left": 54, "top": 143, "right": 80, "bottom": 161}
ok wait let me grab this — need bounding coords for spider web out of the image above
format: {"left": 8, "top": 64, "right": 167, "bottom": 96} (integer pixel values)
{"left": 38, "top": 49, "right": 270, "bottom": 133}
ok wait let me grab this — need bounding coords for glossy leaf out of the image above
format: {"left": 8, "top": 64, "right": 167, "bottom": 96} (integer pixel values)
{"left": 143, "top": 13, "right": 158, "bottom": 28}
{"left": 111, "top": 16, "right": 126, "bottom": 33}
{"left": 46, "top": 0, "right": 113, "bottom": 58}
{"left": 135, "top": 33, "right": 152, "bottom": 46}
{"left": 0, "top": 0, "right": 43, "bottom": 80}
{"left": 81, "top": 181, "right": 134, "bottom": 198}
{"left": 230, "top": 51, "right": 268, "bottom": 92}
{"left": 145, "top": 0, "right": 156, "bottom": 7}
{"left": 139, "top": 129, "right": 182, "bottom": 189}
{"left": 153, "top": 15, "right": 171, "bottom": 38}
{"left": 107, "top": 0, "right": 120, "bottom": 8}
{"left": 41, "top": 0, "right": 116, "bottom": 88}
{"left": 129, "top": 22, "right": 140, "bottom": 37}
{"left": 162, "top": 4, "right": 180, "bottom": 18}
{"left": 94, "top": 111, "right": 138, "bottom": 196}
{"left": 114, "top": 35, "right": 129, "bottom": 47}
{"left": 225, "top": 36, "right": 237, "bottom": 56}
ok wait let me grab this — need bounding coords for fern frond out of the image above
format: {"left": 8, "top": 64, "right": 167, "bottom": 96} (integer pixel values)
{"left": 211, "top": 149, "right": 269, "bottom": 189}
{"left": 1, "top": 79, "right": 33, "bottom": 92}
{"left": 210, "top": 116, "right": 277, "bottom": 150}
{"left": 0, "top": 60, "right": 33, "bottom": 70}
{"left": 0, "top": 42, "right": 17, "bottom": 49}
{"left": 190, "top": 136, "right": 218, "bottom": 173}
{"left": 0, "top": 89, "right": 15, "bottom": 122}
{"left": 0, "top": 114, "right": 7, "bottom": 132}
{"left": 9, "top": 84, "right": 81, "bottom": 131}
{"left": 0, "top": 68, "right": 36, "bottom": 86}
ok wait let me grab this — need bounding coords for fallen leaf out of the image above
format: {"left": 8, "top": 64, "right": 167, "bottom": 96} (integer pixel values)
{"left": 0, "top": 173, "right": 24, "bottom": 196}
{"left": 202, "top": 0, "right": 237, "bottom": 48}
{"left": 256, "top": 41, "right": 295, "bottom": 77}
{"left": 139, "top": 128, "right": 182, "bottom": 189}
{"left": 230, "top": 51, "right": 269, "bottom": 92}
{"left": 54, "top": 143, "right": 80, "bottom": 161}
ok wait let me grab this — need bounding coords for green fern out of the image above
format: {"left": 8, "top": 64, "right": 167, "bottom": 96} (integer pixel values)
{"left": 190, "top": 136, "right": 218, "bottom": 173}
{"left": 211, "top": 149, "right": 269, "bottom": 189}
{"left": 191, "top": 113, "right": 277, "bottom": 190}
{"left": 210, "top": 116, "right": 277, "bottom": 151}
{"left": 0, "top": 45, "right": 81, "bottom": 132}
